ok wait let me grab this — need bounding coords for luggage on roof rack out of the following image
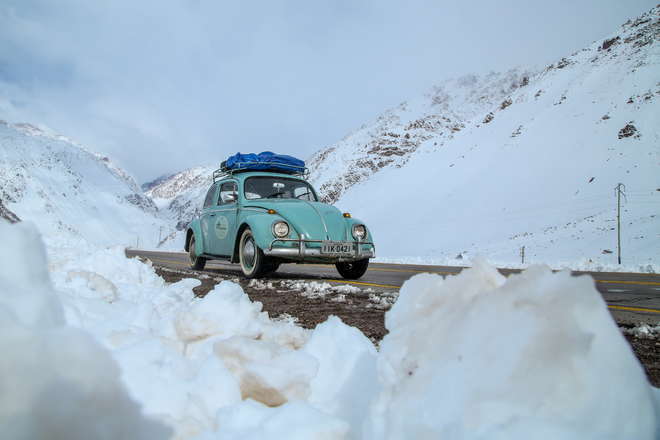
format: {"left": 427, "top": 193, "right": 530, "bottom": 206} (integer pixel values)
{"left": 213, "top": 151, "right": 308, "bottom": 182}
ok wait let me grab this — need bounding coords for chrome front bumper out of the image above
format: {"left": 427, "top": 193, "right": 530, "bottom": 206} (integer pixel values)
{"left": 264, "top": 238, "right": 375, "bottom": 261}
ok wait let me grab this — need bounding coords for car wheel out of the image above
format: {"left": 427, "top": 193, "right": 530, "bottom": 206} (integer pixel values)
{"left": 335, "top": 259, "right": 369, "bottom": 280}
{"left": 189, "top": 235, "right": 207, "bottom": 270}
{"left": 239, "top": 228, "right": 267, "bottom": 278}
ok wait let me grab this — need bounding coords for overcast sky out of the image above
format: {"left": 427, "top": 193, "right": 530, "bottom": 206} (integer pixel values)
{"left": 0, "top": 0, "right": 656, "bottom": 182}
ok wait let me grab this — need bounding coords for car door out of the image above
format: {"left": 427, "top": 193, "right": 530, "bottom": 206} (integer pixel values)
{"left": 212, "top": 180, "right": 239, "bottom": 256}
{"left": 200, "top": 183, "right": 219, "bottom": 253}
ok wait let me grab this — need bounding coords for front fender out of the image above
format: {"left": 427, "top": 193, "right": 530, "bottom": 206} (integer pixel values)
{"left": 239, "top": 213, "right": 296, "bottom": 251}
{"left": 345, "top": 217, "right": 374, "bottom": 243}
{"left": 187, "top": 219, "right": 206, "bottom": 256}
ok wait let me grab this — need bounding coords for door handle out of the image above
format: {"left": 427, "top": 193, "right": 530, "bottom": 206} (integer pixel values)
{"left": 209, "top": 213, "right": 216, "bottom": 217}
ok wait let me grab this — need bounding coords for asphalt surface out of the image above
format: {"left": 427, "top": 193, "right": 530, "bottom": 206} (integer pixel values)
{"left": 126, "top": 249, "right": 660, "bottom": 325}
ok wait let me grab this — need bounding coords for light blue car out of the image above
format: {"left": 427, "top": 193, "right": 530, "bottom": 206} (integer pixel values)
{"left": 185, "top": 167, "right": 375, "bottom": 279}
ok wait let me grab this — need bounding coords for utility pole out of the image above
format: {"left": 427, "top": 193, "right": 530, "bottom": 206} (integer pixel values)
{"left": 614, "top": 183, "right": 626, "bottom": 265}
{"left": 520, "top": 246, "right": 525, "bottom": 264}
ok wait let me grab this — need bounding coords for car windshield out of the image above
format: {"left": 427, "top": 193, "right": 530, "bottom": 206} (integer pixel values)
{"left": 244, "top": 176, "right": 317, "bottom": 201}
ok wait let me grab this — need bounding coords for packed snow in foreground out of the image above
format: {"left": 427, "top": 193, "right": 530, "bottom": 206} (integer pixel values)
{"left": 1, "top": 221, "right": 658, "bottom": 439}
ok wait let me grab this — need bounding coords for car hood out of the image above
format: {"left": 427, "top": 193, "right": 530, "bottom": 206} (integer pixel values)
{"left": 244, "top": 199, "right": 350, "bottom": 241}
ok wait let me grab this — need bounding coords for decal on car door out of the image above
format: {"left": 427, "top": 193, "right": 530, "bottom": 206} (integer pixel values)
{"left": 214, "top": 215, "right": 230, "bottom": 240}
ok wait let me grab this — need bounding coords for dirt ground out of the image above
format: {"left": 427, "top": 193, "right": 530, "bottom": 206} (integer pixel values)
{"left": 622, "top": 332, "right": 660, "bottom": 387}
{"left": 151, "top": 263, "right": 660, "bottom": 387}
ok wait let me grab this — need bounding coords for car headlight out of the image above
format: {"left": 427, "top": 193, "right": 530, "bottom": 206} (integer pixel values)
{"left": 272, "top": 221, "right": 289, "bottom": 238}
{"left": 352, "top": 224, "right": 367, "bottom": 240}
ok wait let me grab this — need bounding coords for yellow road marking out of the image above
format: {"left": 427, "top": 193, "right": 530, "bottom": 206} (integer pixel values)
{"left": 367, "top": 266, "right": 457, "bottom": 275}
{"left": 139, "top": 256, "right": 660, "bottom": 289}
{"left": 607, "top": 305, "right": 660, "bottom": 314}
{"left": 597, "top": 280, "right": 660, "bottom": 287}
{"left": 368, "top": 266, "right": 660, "bottom": 286}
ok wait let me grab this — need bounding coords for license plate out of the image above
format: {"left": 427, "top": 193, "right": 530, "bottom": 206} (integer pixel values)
{"left": 321, "top": 242, "right": 355, "bottom": 255}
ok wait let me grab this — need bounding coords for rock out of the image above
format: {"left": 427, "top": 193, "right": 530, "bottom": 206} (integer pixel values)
{"left": 618, "top": 123, "right": 640, "bottom": 139}
{"left": 556, "top": 57, "right": 571, "bottom": 69}
{"left": 601, "top": 36, "right": 620, "bottom": 50}
{"left": 0, "top": 200, "right": 20, "bottom": 223}
{"left": 500, "top": 98, "right": 513, "bottom": 110}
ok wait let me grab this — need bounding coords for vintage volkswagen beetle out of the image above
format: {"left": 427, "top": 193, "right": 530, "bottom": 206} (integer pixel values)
{"left": 184, "top": 153, "right": 375, "bottom": 279}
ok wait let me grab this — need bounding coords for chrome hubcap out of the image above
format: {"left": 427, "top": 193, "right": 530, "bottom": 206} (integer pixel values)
{"left": 242, "top": 238, "right": 256, "bottom": 269}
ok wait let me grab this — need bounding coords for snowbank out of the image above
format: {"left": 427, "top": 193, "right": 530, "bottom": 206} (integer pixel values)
{"left": 0, "top": 221, "right": 169, "bottom": 440}
{"left": 4, "top": 219, "right": 658, "bottom": 439}
{"left": 47, "top": 227, "right": 353, "bottom": 439}
{"left": 367, "top": 260, "right": 658, "bottom": 439}
{"left": 374, "top": 255, "right": 660, "bottom": 274}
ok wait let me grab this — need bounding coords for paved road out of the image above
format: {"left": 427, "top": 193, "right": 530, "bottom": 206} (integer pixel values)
{"left": 126, "top": 249, "right": 660, "bottom": 324}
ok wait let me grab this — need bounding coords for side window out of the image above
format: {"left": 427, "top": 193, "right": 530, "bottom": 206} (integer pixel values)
{"left": 218, "top": 181, "right": 238, "bottom": 205}
{"left": 203, "top": 184, "right": 216, "bottom": 209}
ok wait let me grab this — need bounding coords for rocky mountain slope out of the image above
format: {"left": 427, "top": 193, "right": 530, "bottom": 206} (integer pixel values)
{"left": 144, "top": 165, "right": 216, "bottom": 232}
{"left": 307, "top": 9, "right": 659, "bottom": 205}
{"left": 0, "top": 120, "right": 170, "bottom": 247}
{"left": 324, "top": 7, "right": 659, "bottom": 267}
{"left": 306, "top": 69, "right": 533, "bottom": 203}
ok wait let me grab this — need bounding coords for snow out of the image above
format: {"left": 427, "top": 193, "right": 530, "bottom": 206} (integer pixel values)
{"left": 623, "top": 323, "right": 660, "bottom": 339}
{"left": 367, "top": 260, "right": 658, "bottom": 439}
{"left": 282, "top": 280, "right": 362, "bottom": 299}
{"left": 374, "top": 255, "right": 660, "bottom": 274}
{"left": 49, "top": 243, "right": 316, "bottom": 438}
{"left": 0, "top": 120, "right": 173, "bottom": 249}
{"left": 0, "top": 221, "right": 170, "bottom": 440}
{"left": 209, "top": 400, "right": 349, "bottom": 440}
{"left": 142, "top": 165, "right": 217, "bottom": 247}
{"left": 303, "top": 316, "right": 379, "bottom": 436}
{"left": 2, "top": 216, "right": 660, "bottom": 438}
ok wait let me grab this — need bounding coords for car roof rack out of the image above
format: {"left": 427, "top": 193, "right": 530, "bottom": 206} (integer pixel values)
{"left": 212, "top": 163, "right": 310, "bottom": 183}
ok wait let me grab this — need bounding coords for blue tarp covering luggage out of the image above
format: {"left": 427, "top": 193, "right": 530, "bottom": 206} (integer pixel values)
{"left": 223, "top": 151, "right": 305, "bottom": 174}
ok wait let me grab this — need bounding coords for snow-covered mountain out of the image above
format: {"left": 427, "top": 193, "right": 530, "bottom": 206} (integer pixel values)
{"left": 0, "top": 120, "right": 171, "bottom": 248}
{"left": 313, "top": 7, "right": 659, "bottom": 268}
{"left": 308, "top": 9, "right": 659, "bottom": 206}
{"left": 144, "top": 165, "right": 216, "bottom": 232}
{"left": 145, "top": 7, "right": 659, "bottom": 268}
{"left": 307, "top": 69, "right": 533, "bottom": 203}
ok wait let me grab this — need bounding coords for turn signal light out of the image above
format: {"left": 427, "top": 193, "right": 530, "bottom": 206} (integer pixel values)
{"left": 343, "top": 212, "right": 351, "bottom": 218}
{"left": 267, "top": 209, "right": 277, "bottom": 214}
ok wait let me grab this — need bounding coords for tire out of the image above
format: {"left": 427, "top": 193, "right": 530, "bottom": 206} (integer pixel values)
{"left": 188, "top": 235, "right": 207, "bottom": 270}
{"left": 262, "top": 261, "right": 280, "bottom": 276}
{"left": 335, "top": 259, "right": 369, "bottom": 280}
{"left": 239, "top": 228, "right": 267, "bottom": 278}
